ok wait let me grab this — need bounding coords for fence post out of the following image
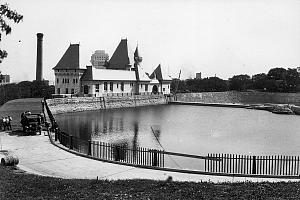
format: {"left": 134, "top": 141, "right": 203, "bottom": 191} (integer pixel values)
{"left": 69, "top": 135, "right": 73, "bottom": 150}
{"left": 114, "top": 145, "right": 120, "bottom": 161}
{"left": 152, "top": 150, "right": 158, "bottom": 167}
{"left": 252, "top": 156, "right": 256, "bottom": 174}
{"left": 88, "top": 140, "right": 91, "bottom": 156}
{"left": 54, "top": 129, "right": 58, "bottom": 141}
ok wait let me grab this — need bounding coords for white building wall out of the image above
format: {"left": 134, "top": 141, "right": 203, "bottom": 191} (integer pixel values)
{"left": 54, "top": 69, "right": 84, "bottom": 94}
{"left": 161, "top": 82, "right": 171, "bottom": 94}
{"left": 81, "top": 81, "right": 137, "bottom": 96}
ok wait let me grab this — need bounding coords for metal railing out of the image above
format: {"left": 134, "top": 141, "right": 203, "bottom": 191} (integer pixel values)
{"left": 206, "top": 154, "right": 300, "bottom": 176}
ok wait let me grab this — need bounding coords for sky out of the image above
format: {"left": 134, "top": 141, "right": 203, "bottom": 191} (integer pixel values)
{"left": 0, "top": 0, "right": 300, "bottom": 83}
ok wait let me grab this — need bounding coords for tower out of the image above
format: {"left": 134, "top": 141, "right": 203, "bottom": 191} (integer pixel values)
{"left": 134, "top": 45, "right": 142, "bottom": 64}
{"left": 36, "top": 33, "right": 43, "bottom": 81}
{"left": 134, "top": 46, "right": 143, "bottom": 94}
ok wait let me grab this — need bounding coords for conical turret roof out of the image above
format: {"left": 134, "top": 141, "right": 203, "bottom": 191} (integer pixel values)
{"left": 53, "top": 44, "right": 79, "bottom": 70}
{"left": 134, "top": 45, "right": 142, "bottom": 63}
{"left": 108, "top": 39, "right": 133, "bottom": 70}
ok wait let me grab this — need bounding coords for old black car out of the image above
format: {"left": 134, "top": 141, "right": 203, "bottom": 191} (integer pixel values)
{"left": 20, "top": 113, "right": 43, "bottom": 134}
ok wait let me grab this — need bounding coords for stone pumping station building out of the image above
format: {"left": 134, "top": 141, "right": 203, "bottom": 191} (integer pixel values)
{"left": 53, "top": 39, "right": 172, "bottom": 97}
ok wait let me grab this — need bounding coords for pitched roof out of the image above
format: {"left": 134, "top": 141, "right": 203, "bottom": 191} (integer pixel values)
{"left": 108, "top": 39, "right": 133, "bottom": 70}
{"left": 81, "top": 67, "right": 137, "bottom": 81}
{"left": 80, "top": 66, "right": 92, "bottom": 81}
{"left": 53, "top": 44, "right": 79, "bottom": 70}
{"left": 150, "top": 64, "right": 172, "bottom": 81}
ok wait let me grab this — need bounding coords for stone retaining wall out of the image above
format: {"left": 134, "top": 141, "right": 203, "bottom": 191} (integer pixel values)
{"left": 46, "top": 95, "right": 166, "bottom": 114}
{"left": 176, "top": 91, "right": 300, "bottom": 105}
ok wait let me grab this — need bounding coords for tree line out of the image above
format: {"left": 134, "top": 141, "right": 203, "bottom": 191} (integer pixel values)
{"left": 0, "top": 81, "right": 54, "bottom": 105}
{"left": 171, "top": 68, "right": 300, "bottom": 93}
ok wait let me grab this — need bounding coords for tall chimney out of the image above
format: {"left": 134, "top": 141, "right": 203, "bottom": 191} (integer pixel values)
{"left": 36, "top": 33, "right": 43, "bottom": 81}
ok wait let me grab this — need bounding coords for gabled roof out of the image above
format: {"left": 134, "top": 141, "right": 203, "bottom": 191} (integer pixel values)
{"left": 53, "top": 44, "right": 79, "bottom": 70}
{"left": 80, "top": 66, "right": 92, "bottom": 81}
{"left": 81, "top": 67, "right": 137, "bottom": 81}
{"left": 108, "top": 39, "right": 133, "bottom": 70}
{"left": 150, "top": 64, "right": 172, "bottom": 81}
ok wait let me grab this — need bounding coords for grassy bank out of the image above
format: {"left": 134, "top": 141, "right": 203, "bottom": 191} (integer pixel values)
{"left": 1, "top": 166, "right": 300, "bottom": 199}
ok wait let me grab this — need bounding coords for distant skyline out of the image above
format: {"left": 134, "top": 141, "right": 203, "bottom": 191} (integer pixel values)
{"left": 1, "top": 0, "right": 300, "bottom": 82}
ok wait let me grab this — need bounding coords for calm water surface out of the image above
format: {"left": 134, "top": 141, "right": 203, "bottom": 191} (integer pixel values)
{"left": 55, "top": 105, "right": 300, "bottom": 156}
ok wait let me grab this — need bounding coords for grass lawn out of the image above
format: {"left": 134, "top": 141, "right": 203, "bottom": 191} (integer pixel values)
{"left": 1, "top": 166, "right": 300, "bottom": 199}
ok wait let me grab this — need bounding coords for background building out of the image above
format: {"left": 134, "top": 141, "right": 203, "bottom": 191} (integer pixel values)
{"left": 0, "top": 72, "right": 10, "bottom": 85}
{"left": 196, "top": 72, "right": 202, "bottom": 79}
{"left": 90, "top": 50, "right": 109, "bottom": 69}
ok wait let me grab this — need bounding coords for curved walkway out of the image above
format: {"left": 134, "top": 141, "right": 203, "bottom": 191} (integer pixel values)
{"left": 0, "top": 130, "right": 297, "bottom": 182}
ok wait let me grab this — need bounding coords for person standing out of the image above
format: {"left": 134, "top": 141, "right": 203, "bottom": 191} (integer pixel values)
{"left": 2, "top": 117, "right": 7, "bottom": 131}
{"left": 0, "top": 117, "right": 3, "bottom": 131}
{"left": 7, "top": 116, "right": 12, "bottom": 130}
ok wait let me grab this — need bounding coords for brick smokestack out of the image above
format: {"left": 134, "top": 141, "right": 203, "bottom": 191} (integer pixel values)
{"left": 36, "top": 33, "right": 43, "bottom": 81}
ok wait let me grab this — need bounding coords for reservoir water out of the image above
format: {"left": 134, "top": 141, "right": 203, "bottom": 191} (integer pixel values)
{"left": 55, "top": 104, "right": 300, "bottom": 157}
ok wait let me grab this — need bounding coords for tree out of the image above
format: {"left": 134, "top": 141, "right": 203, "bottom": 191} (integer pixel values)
{"left": 0, "top": 3, "right": 23, "bottom": 63}
{"left": 252, "top": 73, "right": 268, "bottom": 90}
{"left": 267, "top": 68, "right": 287, "bottom": 80}
{"left": 286, "top": 68, "right": 299, "bottom": 92}
{"left": 229, "top": 74, "right": 251, "bottom": 91}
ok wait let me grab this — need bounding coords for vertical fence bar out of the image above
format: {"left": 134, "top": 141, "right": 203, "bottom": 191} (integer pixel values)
{"left": 222, "top": 154, "right": 225, "bottom": 173}
{"left": 238, "top": 155, "right": 241, "bottom": 174}
{"left": 297, "top": 156, "right": 299, "bottom": 175}
{"left": 291, "top": 156, "right": 294, "bottom": 175}
{"left": 230, "top": 154, "right": 233, "bottom": 174}
{"left": 147, "top": 148, "right": 149, "bottom": 166}
{"left": 227, "top": 154, "right": 229, "bottom": 174}
{"left": 236, "top": 154, "right": 238, "bottom": 173}
{"left": 211, "top": 153, "right": 213, "bottom": 172}
{"left": 107, "top": 143, "right": 109, "bottom": 160}
{"left": 104, "top": 142, "right": 106, "bottom": 159}
{"left": 99, "top": 141, "right": 101, "bottom": 158}
{"left": 285, "top": 156, "right": 289, "bottom": 175}
{"left": 293, "top": 156, "right": 296, "bottom": 175}
{"left": 145, "top": 148, "right": 147, "bottom": 166}
{"left": 288, "top": 156, "right": 291, "bottom": 175}
{"left": 283, "top": 156, "right": 286, "bottom": 175}
{"left": 215, "top": 153, "right": 217, "bottom": 172}
{"left": 159, "top": 150, "right": 162, "bottom": 167}
{"left": 262, "top": 156, "right": 265, "bottom": 175}
{"left": 280, "top": 155, "right": 283, "bottom": 175}
{"left": 241, "top": 155, "right": 244, "bottom": 174}
{"left": 69, "top": 136, "right": 73, "bottom": 150}
{"left": 276, "top": 155, "right": 279, "bottom": 175}
{"left": 208, "top": 153, "right": 211, "bottom": 172}
{"left": 102, "top": 141, "right": 104, "bottom": 159}
{"left": 162, "top": 151, "right": 165, "bottom": 168}
{"left": 205, "top": 155, "right": 207, "bottom": 172}
{"left": 111, "top": 143, "right": 113, "bottom": 161}
{"left": 294, "top": 156, "right": 297, "bottom": 175}
{"left": 220, "top": 154, "right": 223, "bottom": 173}
{"left": 95, "top": 141, "right": 98, "bottom": 158}
{"left": 88, "top": 140, "right": 91, "bottom": 156}
{"left": 272, "top": 155, "right": 275, "bottom": 175}
{"left": 142, "top": 148, "right": 144, "bottom": 165}
{"left": 268, "top": 156, "right": 271, "bottom": 175}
